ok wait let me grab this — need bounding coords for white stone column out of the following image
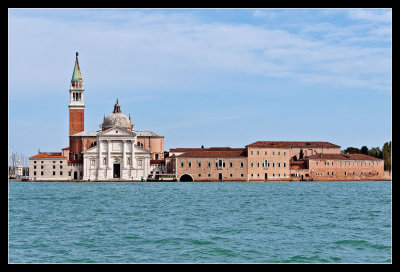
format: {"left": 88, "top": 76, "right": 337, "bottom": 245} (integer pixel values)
{"left": 122, "top": 140, "right": 126, "bottom": 169}
{"left": 107, "top": 140, "right": 111, "bottom": 169}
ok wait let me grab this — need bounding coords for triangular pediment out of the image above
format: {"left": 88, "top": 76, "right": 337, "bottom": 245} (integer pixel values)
{"left": 98, "top": 126, "right": 136, "bottom": 137}
{"left": 83, "top": 145, "right": 98, "bottom": 154}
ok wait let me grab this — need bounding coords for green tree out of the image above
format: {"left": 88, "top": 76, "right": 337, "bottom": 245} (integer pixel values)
{"left": 368, "top": 147, "right": 382, "bottom": 158}
{"left": 382, "top": 141, "right": 392, "bottom": 171}
{"left": 344, "top": 147, "right": 361, "bottom": 154}
{"left": 360, "top": 146, "right": 369, "bottom": 155}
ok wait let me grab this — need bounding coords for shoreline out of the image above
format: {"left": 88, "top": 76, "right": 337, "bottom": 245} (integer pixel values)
{"left": 9, "top": 179, "right": 391, "bottom": 183}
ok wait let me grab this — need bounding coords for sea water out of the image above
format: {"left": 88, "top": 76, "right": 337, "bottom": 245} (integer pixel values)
{"left": 8, "top": 181, "right": 391, "bottom": 263}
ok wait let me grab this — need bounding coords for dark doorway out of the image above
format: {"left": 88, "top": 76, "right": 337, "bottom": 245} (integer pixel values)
{"left": 73, "top": 172, "right": 78, "bottom": 180}
{"left": 265, "top": 173, "right": 268, "bottom": 181}
{"left": 113, "top": 164, "right": 120, "bottom": 178}
{"left": 179, "top": 174, "right": 193, "bottom": 182}
{"left": 218, "top": 173, "right": 223, "bottom": 181}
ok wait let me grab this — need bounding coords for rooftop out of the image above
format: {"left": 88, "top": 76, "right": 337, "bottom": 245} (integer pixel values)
{"left": 70, "top": 131, "right": 98, "bottom": 137}
{"left": 176, "top": 148, "right": 247, "bottom": 158}
{"left": 246, "top": 141, "right": 341, "bottom": 149}
{"left": 136, "top": 131, "right": 163, "bottom": 137}
{"left": 30, "top": 152, "right": 67, "bottom": 159}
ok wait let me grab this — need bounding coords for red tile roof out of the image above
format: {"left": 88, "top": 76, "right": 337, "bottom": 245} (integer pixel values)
{"left": 30, "top": 152, "right": 67, "bottom": 159}
{"left": 150, "top": 159, "right": 165, "bottom": 165}
{"left": 307, "top": 153, "right": 382, "bottom": 161}
{"left": 246, "top": 141, "right": 341, "bottom": 149}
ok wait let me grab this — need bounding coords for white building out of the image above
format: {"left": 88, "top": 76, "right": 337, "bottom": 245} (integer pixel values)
{"left": 82, "top": 100, "right": 151, "bottom": 181}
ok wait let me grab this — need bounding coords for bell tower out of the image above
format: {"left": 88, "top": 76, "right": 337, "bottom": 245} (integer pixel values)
{"left": 69, "top": 52, "right": 85, "bottom": 135}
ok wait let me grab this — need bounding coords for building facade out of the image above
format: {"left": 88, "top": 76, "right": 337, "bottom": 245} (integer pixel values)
{"left": 168, "top": 142, "right": 385, "bottom": 182}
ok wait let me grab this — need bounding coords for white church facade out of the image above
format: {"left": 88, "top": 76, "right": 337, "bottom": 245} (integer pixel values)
{"left": 82, "top": 101, "right": 151, "bottom": 181}
{"left": 29, "top": 53, "right": 158, "bottom": 181}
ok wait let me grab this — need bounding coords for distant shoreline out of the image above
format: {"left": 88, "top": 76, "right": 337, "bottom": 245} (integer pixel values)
{"left": 9, "top": 179, "right": 391, "bottom": 183}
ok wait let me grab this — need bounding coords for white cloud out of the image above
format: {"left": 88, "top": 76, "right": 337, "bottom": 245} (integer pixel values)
{"left": 9, "top": 9, "right": 392, "bottom": 96}
{"left": 348, "top": 9, "right": 392, "bottom": 23}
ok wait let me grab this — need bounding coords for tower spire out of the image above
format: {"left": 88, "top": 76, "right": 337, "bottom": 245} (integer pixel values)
{"left": 71, "top": 51, "right": 82, "bottom": 82}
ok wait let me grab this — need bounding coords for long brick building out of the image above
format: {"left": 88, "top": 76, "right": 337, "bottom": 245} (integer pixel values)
{"left": 166, "top": 142, "right": 386, "bottom": 182}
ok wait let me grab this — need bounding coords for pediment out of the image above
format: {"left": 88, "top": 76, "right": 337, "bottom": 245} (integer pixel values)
{"left": 98, "top": 126, "right": 136, "bottom": 137}
{"left": 83, "top": 145, "right": 98, "bottom": 154}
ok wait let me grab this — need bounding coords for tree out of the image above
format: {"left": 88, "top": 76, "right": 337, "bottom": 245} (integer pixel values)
{"left": 382, "top": 141, "right": 392, "bottom": 171}
{"left": 360, "top": 146, "right": 369, "bottom": 155}
{"left": 368, "top": 147, "right": 382, "bottom": 158}
{"left": 344, "top": 147, "right": 361, "bottom": 154}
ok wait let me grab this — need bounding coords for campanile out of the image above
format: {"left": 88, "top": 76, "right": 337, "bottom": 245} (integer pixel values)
{"left": 69, "top": 52, "right": 85, "bottom": 135}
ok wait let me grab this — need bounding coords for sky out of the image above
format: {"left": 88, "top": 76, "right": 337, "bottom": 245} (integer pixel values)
{"left": 8, "top": 8, "right": 392, "bottom": 159}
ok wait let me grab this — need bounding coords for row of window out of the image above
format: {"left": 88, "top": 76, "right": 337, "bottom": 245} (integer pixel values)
{"left": 196, "top": 173, "right": 246, "bottom": 178}
{"left": 250, "top": 160, "right": 286, "bottom": 168}
{"left": 314, "top": 171, "right": 379, "bottom": 176}
{"left": 33, "top": 165, "right": 64, "bottom": 169}
{"left": 250, "top": 150, "right": 287, "bottom": 156}
{"left": 33, "top": 171, "right": 82, "bottom": 176}
{"left": 181, "top": 160, "right": 245, "bottom": 169}
{"left": 316, "top": 161, "right": 380, "bottom": 167}
{"left": 33, "top": 160, "right": 65, "bottom": 164}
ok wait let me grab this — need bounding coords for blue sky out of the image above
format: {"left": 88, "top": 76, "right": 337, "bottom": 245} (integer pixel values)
{"left": 9, "top": 8, "right": 392, "bottom": 157}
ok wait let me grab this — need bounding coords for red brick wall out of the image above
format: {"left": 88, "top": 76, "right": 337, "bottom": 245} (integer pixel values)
{"left": 69, "top": 109, "right": 84, "bottom": 135}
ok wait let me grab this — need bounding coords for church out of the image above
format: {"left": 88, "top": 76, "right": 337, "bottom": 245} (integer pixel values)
{"left": 28, "top": 53, "right": 163, "bottom": 181}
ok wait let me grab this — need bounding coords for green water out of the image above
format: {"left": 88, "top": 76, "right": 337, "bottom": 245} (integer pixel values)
{"left": 8, "top": 181, "right": 392, "bottom": 263}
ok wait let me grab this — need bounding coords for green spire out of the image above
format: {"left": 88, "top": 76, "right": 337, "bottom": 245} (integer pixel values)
{"left": 71, "top": 52, "right": 82, "bottom": 82}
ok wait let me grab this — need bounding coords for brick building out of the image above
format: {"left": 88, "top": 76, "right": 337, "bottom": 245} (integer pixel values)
{"left": 168, "top": 142, "right": 385, "bottom": 182}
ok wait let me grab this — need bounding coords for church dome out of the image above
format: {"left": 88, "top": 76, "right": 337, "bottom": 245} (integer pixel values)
{"left": 102, "top": 99, "right": 134, "bottom": 131}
